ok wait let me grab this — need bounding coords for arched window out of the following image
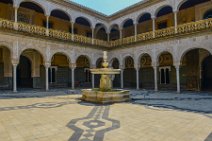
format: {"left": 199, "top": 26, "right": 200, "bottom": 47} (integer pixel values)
{"left": 178, "top": 0, "right": 210, "bottom": 24}
{"left": 18, "top": 2, "right": 45, "bottom": 24}
{"left": 95, "top": 24, "right": 107, "bottom": 41}
{"left": 156, "top": 6, "right": 173, "bottom": 29}
{"left": 50, "top": 9, "right": 71, "bottom": 31}
{"left": 75, "top": 17, "right": 91, "bottom": 36}
{"left": 137, "top": 13, "right": 152, "bottom": 33}
{"left": 110, "top": 24, "right": 120, "bottom": 40}
{"left": 50, "top": 10, "right": 70, "bottom": 21}
{"left": 122, "top": 19, "right": 134, "bottom": 38}
{"left": 0, "top": 0, "right": 13, "bottom": 20}
{"left": 203, "top": 10, "right": 212, "bottom": 19}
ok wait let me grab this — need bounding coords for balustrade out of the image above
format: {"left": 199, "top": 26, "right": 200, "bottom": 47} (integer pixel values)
{"left": 0, "top": 18, "right": 211, "bottom": 47}
{"left": 18, "top": 22, "right": 46, "bottom": 36}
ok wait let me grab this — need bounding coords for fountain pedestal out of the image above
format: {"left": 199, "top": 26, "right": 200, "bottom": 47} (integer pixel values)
{"left": 82, "top": 89, "right": 130, "bottom": 104}
{"left": 81, "top": 51, "right": 130, "bottom": 104}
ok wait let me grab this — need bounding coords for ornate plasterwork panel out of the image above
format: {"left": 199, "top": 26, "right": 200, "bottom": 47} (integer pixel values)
{"left": 111, "top": 34, "right": 212, "bottom": 68}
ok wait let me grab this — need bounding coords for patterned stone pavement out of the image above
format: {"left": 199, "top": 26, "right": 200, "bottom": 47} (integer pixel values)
{"left": 0, "top": 92, "right": 211, "bottom": 141}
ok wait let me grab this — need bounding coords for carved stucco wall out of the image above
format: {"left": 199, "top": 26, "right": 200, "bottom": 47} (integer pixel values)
{"left": 109, "top": 34, "right": 212, "bottom": 68}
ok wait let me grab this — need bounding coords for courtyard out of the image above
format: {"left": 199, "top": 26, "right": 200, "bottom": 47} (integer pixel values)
{"left": 0, "top": 90, "right": 211, "bottom": 141}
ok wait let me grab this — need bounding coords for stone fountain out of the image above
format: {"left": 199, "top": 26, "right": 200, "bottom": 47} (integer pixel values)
{"left": 81, "top": 51, "right": 130, "bottom": 104}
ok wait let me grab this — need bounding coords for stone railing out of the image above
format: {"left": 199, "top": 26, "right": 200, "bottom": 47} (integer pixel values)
{"left": 177, "top": 18, "right": 212, "bottom": 34}
{"left": 155, "top": 26, "right": 175, "bottom": 38}
{"left": 93, "top": 39, "right": 109, "bottom": 47}
{"left": 49, "top": 29, "right": 72, "bottom": 40}
{"left": 0, "top": 18, "right": 14, "bottom": 30}
{"left": 74, "top": 34, "right": 92, "bottom": 44}
{"left": 110, "top": 18, "right": 212, "bottom": 47}
{"left": 0, "top": 18, "right": 211, "bottom": 48}
{"left": 18, "top": 22, "right": 46, "bottom": 36}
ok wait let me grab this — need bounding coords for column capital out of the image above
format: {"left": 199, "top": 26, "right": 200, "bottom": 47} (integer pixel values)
{"left": 133, "top": 20, "right": 138, "bottom": 25}
{"left": 45, "top": 14, "right": 50, "bottom": 18}
{"left": 91, "top": 26, "right": 95, "bottom": 30}
{"left": 151, "top": 16, "right": 156, "bottom": 20}
{"left": 13, "top": 6, "right": 19, "bottom": 10}
{"left": 134, "top": 64, "right": 140, "bottom": 70}
{"left": 152, "top": 64, "right": 159, "bottom": 68}
{"left": 69, "top": 63, "right": 76, "bottom": 69}
{"left": 44, "top": 62, "right": 51, "bottom": 68}
{"left": 173, "top": 10, "right": 179, "bottom": 14}
{"left": 12, "top": 59, "right": 19, "bottom": 66}
{"left": 174, "top": 62, "right": 181, "bottom": 69}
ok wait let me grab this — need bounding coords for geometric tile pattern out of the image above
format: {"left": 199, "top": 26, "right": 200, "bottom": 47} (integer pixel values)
{"left": 0, "top": 101, "right": 77, "bottom": 111}
{"left": 67, "top": 106, "right": 120, "bottom": 141}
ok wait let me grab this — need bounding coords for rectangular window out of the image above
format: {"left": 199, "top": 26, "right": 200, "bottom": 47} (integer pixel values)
{"left": 160, "top": 67, "right": 171, "bottom": 84}
{"left": 48, "top": 67, "right": 57, "bottom": 83}
{"left": 84, "top": 68, "right": 91, "bottom": 82}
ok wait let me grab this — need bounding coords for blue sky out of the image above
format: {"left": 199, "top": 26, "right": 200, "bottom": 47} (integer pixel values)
{"left": 71, "top": 0, "right": 142, "bottom": 16}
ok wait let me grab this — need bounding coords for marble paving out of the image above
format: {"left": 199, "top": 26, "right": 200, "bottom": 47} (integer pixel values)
{"left": 0, "top": 92, "right": 211, "bottom": 141}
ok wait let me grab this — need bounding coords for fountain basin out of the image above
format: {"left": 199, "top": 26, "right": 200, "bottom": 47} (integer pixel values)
{"left": 81, "top": 89, "right": 130, "bottom": 104}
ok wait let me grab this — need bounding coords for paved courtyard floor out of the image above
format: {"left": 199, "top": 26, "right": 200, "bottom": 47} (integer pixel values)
{"left": 0, "top": 90, "right": 211, "bottom": 141}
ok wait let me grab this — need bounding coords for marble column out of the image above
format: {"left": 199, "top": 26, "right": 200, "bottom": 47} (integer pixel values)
{"left": 174, "top": 11, "right": 178, "bottom": 33}
{"left": 120, "top": 69, "right": 124, "bottom": 88}
{"left": 12, "top": 63, "right": 17, "bottom": 92}
{"left": 134, "top": 23, "right": 137, "bottom": 41}
{"left": 107, "top": 33, "right": 110, "bottom": 42}
{"left": 119, "top": 28, "right": 123, "bottom": 39}
{"left": 175, "top": 65, "right": 181, "bottom": 93}
{"left": 92, "top": 28, "right": 94, "bottom": 44}
{"left": 71, "top": 67, "right": 75, "bottom": 89}
{"left": 14, "top": 7, "right": 18, "bottom": 23}
{"left": 71, "top": 22, "right": 75, "bottom": 41}
{"left": 152, "top": 16, "right": 156, "bottom": 38}
{"left": 13, "top": 7, "right": 18, "bottom": 30}
{"left": 45, "top": 65, "right": 49, "bottom": 91}
{"left": 153, "top": 66, "right": 158, "bottom": 91}
{"left": 46, "top": 15, "right": 49, "bottom": 36}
